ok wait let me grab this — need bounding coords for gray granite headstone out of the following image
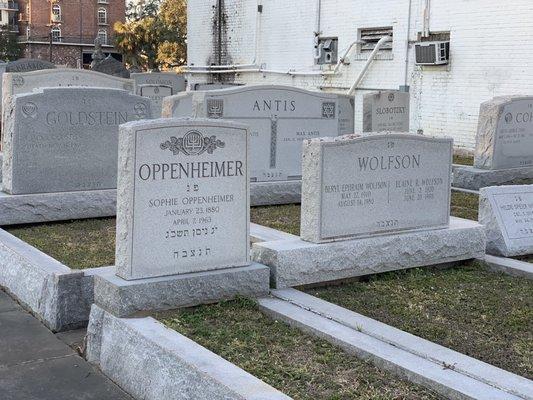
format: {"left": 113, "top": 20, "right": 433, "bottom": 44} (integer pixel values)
{"left": 131, "top": 72, "right": 185, "bottom": 95}
{"left": 138, "top": 84, "right": 173, "bottom": 118}
{"left": 116, "top": 118, "right": 250, "bottom": 280}
{"left": 163, "top": 85, "right": 355, "bottom": 182}
{"left": 301, "top": 134, "right": 453, "bottom": 243}
{"left": 363, "top": 90, "right": 410, "bottom": 132}
{"left": 474, "top": 96, "right": 533, "bottom": 170}
{"left": 6, "top": 58, "right": 56, "bottom": 73}
{"left": 479, "top": 185, "right": 533, "bottom": 256}
{"left": 3, "top": 87, "right": 152, "bottom": 194}
{"left": 2, "top": 69, "right": 134, "bottom": 119}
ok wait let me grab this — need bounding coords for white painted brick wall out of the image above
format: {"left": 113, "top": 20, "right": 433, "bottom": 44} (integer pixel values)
{"left": 187, "top": 0, "right": 533, "bottom": 149}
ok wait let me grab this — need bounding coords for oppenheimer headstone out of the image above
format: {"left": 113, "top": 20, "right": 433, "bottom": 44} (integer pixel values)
{"left": 116, "top": 118, "right": 250, "bottom": 280}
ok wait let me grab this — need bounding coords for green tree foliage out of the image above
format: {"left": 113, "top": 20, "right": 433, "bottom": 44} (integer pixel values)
{"left": 0, "top": 28, "right": 22, "bottom": 61}
{"left": 115, "top": 0, "right": 186, "bottom": 71}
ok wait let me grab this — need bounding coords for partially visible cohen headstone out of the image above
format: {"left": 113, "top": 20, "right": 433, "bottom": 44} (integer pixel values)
{"left": 163, "top": 85, "right": 355, "bottom": 183}
{"left": 475, "top": 96, "right": 533, "bottom": 170}
{"left": 116, "top": 118, "right": 250, "bottom": 280}
{"left": 453, "top": 96, "right": 533, "bottom": 190}
{"left": 479, "top": 185, "right": 533, "bottom": 256}
{"left": 363, "top": 90, "right": 410, "bottom": 133}
{"left": 301, "top": 134, "right": 453, "bottom": 243}
{"left": 2, "top": 87, "right": 152, "bottom": 194}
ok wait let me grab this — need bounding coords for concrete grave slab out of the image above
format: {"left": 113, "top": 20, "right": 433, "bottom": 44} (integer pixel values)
{"left": 482, "top": 254, "right": 532, "bottom": 280}
{"left": 2, "top": 87, "right": 152, "bottom": 194}
{"left": 252, "top": 217, "right": 486, "bottom": 288}
{"left": 479, "top": 185, "right": 533, "bottom": 256}
{"left": 363, "top": 90, "right": 410, "bottom": 132}
{"left": 453, "top": 164, "right": 533, "bottom": 190}
{"left": 87, "top": 304, "right": 292, "bottom": 400}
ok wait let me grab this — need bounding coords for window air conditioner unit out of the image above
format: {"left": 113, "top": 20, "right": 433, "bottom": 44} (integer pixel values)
{"left": 415, "top": 41, "right": 449, "bottom": 65}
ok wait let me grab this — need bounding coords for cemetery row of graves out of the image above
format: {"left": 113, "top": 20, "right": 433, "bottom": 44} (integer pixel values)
{"left": 0, "top": 59, "right": 531, "bottom": 400}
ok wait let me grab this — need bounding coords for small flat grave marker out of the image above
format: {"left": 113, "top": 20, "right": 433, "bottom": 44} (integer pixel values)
{"left": 116, "top": 118, "right": 250, "bottom": 280}
{"left": 480, "top": 185, "right": 533, "bottom": 256}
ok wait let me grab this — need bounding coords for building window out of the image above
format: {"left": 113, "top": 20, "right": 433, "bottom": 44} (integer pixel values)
{"left": 51, "top": 4, "right": 61, "bottom": 22}
{"left": 98, "top": 7, "right": 107, "bottom": 24}
{"left": 97, "top": 28, "right": 107, "bottom": 45}
{"left": 51, "top": 26, "right": 61, "bottom": 42}
{"left": 358, "top": 27, "right": 393, "bottom": 52}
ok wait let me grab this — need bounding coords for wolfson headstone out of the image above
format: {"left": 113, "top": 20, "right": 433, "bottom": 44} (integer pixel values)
{"left": 479, "top": 185, "right": 533, "bottom": 256}
{"left": 2, "top": 87, "right": 152, "bottom": 194}
{"left": 363, "top": 90, "right": 410, "bottom": 133}
{"left": 453, "top": 96, "right": 533, "bottom": 190}
{"left": 115, "top": 118, "right": 250, "bottom": 280}
{"left": 162, "top": 85, "right": 355, "bottom": 182}
{"left": 301, "top": 134, "right": 452, "bottom": 243}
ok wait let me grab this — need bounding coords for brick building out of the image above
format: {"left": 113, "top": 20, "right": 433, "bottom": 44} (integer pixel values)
{"left": 186, "top": 0, "right": 533, "bottom": 150}
{"left": 14, "top": 0, "right": 125, "bottom": 67}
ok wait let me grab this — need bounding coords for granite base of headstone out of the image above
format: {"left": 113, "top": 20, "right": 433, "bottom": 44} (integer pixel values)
{"left": 163, "top": 85, "right": 355, "bottom": 206}
{"left": 92, "top": 118, "right": 270, "bottom": 316}
{"left": 453, "top": 96, "right": 533, "bottom": 190}
{"left": 479, "top": 185, "right": 533, "bottom": 257}
{"left": 252, "top": 134, "right": 486, "bottom": 288}
{"left": 0, "top": 86, "right": 152, "bottom": 225}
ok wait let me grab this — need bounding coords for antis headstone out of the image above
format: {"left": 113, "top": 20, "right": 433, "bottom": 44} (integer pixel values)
{"left": 163, "top": 85, "right": 355, "bottom": 182}
{"left": 474, "top": 96, "right": 533, "bottom": 170}
{"left": 363, "top": 90, "right": 410, "bottom": 133}
{"left": 479, "top": 185, "right": 533, "bottom": 256}
{"left": 116, "top": 118, "right": 250, "bottom": 280}
{"left": 2, "top": 87, "right": 152, "bottom": 194}
{"left": 301, "top": 134, "right": 453, "bottom": 243}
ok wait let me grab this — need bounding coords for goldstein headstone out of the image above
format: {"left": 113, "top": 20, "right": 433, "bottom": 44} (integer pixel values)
{"left": 301, "top": 134, "right": 453, "bottom": 243}
{"left": 3, "top": 87, "right": 152, "bottom": 194}
{"left": 116, "top": 118, "right": 250, "bottom": 280}
{"left": 474, "top": 96, "right": 533, "bottom": 170}
{"left": 479, "top": 185, "right": 533, "bottom": 256}
{"left": 363, "top": 90, "right": 410, "bottom": 132}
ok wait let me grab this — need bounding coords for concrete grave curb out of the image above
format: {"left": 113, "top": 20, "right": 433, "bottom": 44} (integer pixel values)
{"left": 481, "top": 254, "right": 532, "bottom": 279}
{"left": 87, "top": 304, "right": 292, "bottom": 400}
{"left": 0, "top": 228, "right": 112, "bottom": 331}
{"left": 258, "top": 289, "right": 533, "bottom": 400}
{"left": 453, "top": 165, "right": 533, "bottom": 191}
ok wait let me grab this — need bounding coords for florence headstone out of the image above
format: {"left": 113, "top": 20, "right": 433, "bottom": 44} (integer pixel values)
{"left": 363, "top": 90, "right": 410, "bottom": 132}
{"left": 301, "top": 134, "right": 453, "bottom": 243}
{"left": 474, "top": 96, "right": 533, "bottom": 170}
{"left": 2, "top": 87, "right": 152, "bottom": 194}
{"left": 116, "top": 118, "right": 250, "bottom": 280}
{"left": 479, "top": 185, "right": 533, "bottom": 256}
{"left": 163, "top": 85, "right": 355, "bottom": 183}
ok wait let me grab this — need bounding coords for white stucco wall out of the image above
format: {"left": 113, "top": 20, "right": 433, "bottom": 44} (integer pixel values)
{"left": 187, "top": 0, "right": 533, "bottom": 150}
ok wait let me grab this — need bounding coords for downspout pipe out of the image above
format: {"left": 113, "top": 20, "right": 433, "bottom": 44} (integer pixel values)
{"left": 403, "top": 0, "right": 413, "bottom": 89}
{"left": 347, "top": 35, "right": 392, "bottom": 96}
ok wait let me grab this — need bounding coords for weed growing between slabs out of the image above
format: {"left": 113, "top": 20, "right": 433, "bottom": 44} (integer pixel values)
{"left": 156, "top": 297, "right": 443, "bottom": 400}
{"left": 453, "top": 154, "right": 474, "bottom": 166}
{"left": 305, "top": 262, "right": 533, "bottom": 379}
{"left": 2, "top": 191, "right": 480, "bottom": 268}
